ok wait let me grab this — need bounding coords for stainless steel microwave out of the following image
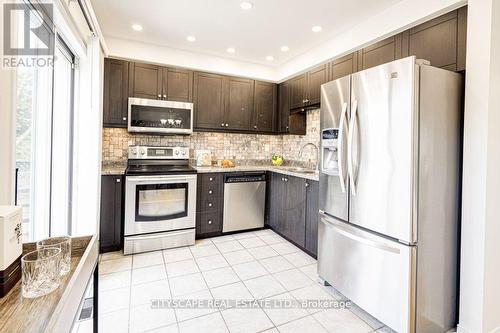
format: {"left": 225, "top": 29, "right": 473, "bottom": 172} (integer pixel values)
{"left": 128, "top": 97, "right": 193, "bottom": 135}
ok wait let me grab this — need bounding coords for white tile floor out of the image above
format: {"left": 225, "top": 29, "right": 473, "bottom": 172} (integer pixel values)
{"left": 76, "top": 229, "right": 396, "bottom": 333}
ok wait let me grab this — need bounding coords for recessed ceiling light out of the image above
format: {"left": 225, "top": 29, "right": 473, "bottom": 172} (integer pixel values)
{"left": 312, "top": 25, "right": 322, "bottom": 33}
{"left": 227, "top": 47, "right": 236, "bottom": 54}
{"left": 280, "top": 46, "right": 289, "bottom": 52}
{"left": 131, "top": 24, "right": 143, "bottom": 31}
{"left": 186, "top": 35, "right": 196, "bottom": 42}
{"left": 240, "top": 1, "right": 254, "bottom": 10}
{"left": 266, "top": 55, "right": 274, "bottom": 61}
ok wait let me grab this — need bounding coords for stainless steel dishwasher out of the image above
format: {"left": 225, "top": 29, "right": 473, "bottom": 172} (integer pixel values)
{"left": 223, "top": 173, "right": 266, "bottom": 232}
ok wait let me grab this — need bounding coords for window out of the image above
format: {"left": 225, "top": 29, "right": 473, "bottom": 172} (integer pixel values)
{"left": 15, "top": 34, "right": 76, "bottom": 241}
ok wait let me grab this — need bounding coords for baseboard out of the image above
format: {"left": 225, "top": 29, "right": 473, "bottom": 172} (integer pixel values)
{"left": 456, "top": 324, "right": 471, "bottom": 333}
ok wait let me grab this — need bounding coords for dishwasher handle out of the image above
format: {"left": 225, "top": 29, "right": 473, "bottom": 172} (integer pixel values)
{"left": 224, "top": 173, "right": 266, "bottom": 183}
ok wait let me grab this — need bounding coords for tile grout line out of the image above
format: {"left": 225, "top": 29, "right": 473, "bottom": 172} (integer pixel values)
{"left": 162, "top": 249, "right": 179, "bottom": 331}
{"left": 187, "top": 244, "right": 232, "bottom": 333}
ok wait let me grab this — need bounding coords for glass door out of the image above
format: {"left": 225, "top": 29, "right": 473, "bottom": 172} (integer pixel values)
{"left": 135, "top": 183, "right": 188, "bottom": 221}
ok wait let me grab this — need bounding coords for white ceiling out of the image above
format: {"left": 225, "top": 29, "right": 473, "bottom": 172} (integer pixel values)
{"left": 91, "top": 0, "right": 402, "bottom": 67}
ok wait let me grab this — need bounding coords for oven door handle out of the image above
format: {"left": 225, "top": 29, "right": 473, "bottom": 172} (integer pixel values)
{"left": 126, "top": 176, "right": 195, "bottom": 183}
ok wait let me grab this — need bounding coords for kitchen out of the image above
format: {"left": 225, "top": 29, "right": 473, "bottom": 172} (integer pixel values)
{"left": 0, "top": 1, "right": 499, "bottom": 333}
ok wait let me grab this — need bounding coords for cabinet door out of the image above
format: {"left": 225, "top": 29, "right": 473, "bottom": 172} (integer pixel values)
{"left": 129, "top": 62, "right": 162, "bottom": 99}
{"left": 224, "top": 77, "right": 254, "bottom": 131}
{"left": 289, "top": 74, "right": 307, "bottom": 110}
{"left": 99, "top": 175, "right": 122, "bottom": 252}
{"left": 103, "top": 58, "right": 129, "bottom": 127}
{"left": 329, "top": 52, "right": 358, "bottom": 81}
{"left": 278, "top": 82, "right": 290, "bottom": 133}
{"left": 269, "top": 173, "right": 285, "bottom": 233}
{"left": 305, "top": 180, "right": 319, "bottom": 256}
{"left": 163, "top": 67, "right": 193, "bottom": 102}
{"left": 288, "top": 113, "right": 306, "bottom": 135}
{"left": 253, "top": 81, "right": 277, "bottom": 132}
{"left": 307, "top": 64, "right": 329, "bottom": 105}
{"left": 194, "top": 72, "right": 226, "bottom": 130}
{"left": 407, "top": 10, "right": 463, "bottom": 71}
{"left": 283, "top": 176, "right": 306, "bottom": 247}
{"left": 357, "top": 34, "right": 403, "bottom": 70}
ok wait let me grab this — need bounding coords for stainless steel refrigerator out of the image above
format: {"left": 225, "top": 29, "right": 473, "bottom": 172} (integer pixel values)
{"left": 318, "top": 56, "right": 462, "bottom": 333}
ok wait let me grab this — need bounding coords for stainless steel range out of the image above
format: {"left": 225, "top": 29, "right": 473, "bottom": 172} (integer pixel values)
{"left": 124, "top": 146, "right": 197, "bottom": 255}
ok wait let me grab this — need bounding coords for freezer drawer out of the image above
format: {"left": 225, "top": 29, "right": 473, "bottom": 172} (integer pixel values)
{"left": 318, "top": 213, "right": 416, "bottom": 333}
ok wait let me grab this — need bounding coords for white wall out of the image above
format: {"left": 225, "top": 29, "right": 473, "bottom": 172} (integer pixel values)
{"left": 104, "top": 0, "right": 465, "bottom": 82}
{"left": 106, "top": 37, "right": 277, "bottom": 81}
{"left": 0, "top": 67, "right": 15, "bottom": 206}
{"left": 458, "top": 0, "right": 500, "bottom": 332}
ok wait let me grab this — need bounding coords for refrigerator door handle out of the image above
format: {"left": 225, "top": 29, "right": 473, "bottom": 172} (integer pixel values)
{"left": 338, "top": 102, "right": 348, "bottom": 193}
{"left": 348, "top": 99, "right": 358, "bottom": 195}
{"left": 320, "top": 213, "right": 401, "bottom": 254}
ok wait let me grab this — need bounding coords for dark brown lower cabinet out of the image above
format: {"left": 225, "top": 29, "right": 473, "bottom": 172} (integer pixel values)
{"left": 99, "top": 175, "right": 123, "bottom": 253}
{"left": 267, "top": 172, "right": 318, "bottom": 256}
{"left": 305, "top": 180, "right": 319, "bottom": 256}
{"left": 196, "top": 173, "right": 223, "bottom": 237}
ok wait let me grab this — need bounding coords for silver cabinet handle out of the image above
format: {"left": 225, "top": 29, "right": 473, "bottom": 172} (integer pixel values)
{"left": 208, "top": 220, "right": 212, "bottom": 225}
{"left": 254, "top": 125, "right": 257, "bottom": 129}
{"left": 338, "top": 102, "right": 348, "bottom": 193}
{"left": 281, "top": 177, "right": 284, "bottom": 181}
{"left": 320, "top": 213, "right": 400, "bottom": 254}
{"left": 208, "top": 203, "right": 213, "bottom": 207}
{"left": 305, "top": 182, "right": 309, "bottom": 187}
{"left": 221, "top": 123, "right": 224, "bottom": 127}
{"left": 284, "top": 178, "right": 288, "bottom": 182}
{"left": 122, "top": 117, "right": 127, "bottom": 121}
{"left": 225, "top": 124, "right": 229, "bottom": 127}
{"left": 163, "top": 94, "right": 167, "bottom": 99}
{"left": 348, "top": 99, "right": 358, "bottom": 196}
{"left": 157, "top": 94, "right": 161, "bottom": 99}
{"left": 116, "top": 179, "right": 121, "bottom": 183}
{"left": 209, "top": 177, "right": 213, "bottom": 181}
{"left": 208, "top": 190, "right": 213, "bottom": 194}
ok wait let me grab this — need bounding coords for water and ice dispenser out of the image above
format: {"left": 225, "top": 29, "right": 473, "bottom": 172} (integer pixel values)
{"left": 321, "top": 128, "right": 340, "bottom": 174}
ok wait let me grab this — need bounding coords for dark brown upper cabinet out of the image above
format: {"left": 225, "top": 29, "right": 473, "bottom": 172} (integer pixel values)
{"left": 288, "top": 64, "right": 328, "bottom": 111}
{"left": 329, "top": 52, "right": 358, "bottom": 81}
{"left": 405, "top": 8, "right": 467, "bottom": 72}
{"left": 224, "top": 77, "right": 255, "bottom": 131}
{"left": 278, "top": 82, "right": 290, "bottom": 133}
{"left": 129, "top": 62, "right": 194, "bottom": 102}
{"left": 306, "top": 64, "right": 329, "bottom": 106}
{"left": 103, "top": 58, "right": 129, "bottom": 127}
{"left": 289, "top": 74, "right": 307, "bottom": 110}
{"left": 162, "top": 67, "right": 193, "bottom": 102}
{"left": 253, "top": 81, "right": 277, "bottom": 133}
{"left": 129, "top": 62, "right": 162, "bottom": 99}
{"left": 194, "top": 72, "right": 226, "bottom": 130}
{"left": 357, "top": 33, "right": 404, "bottom": 71}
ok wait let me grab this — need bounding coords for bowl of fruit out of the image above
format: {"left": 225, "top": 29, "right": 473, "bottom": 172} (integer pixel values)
{"left": 271, "top": 154, "right": 283, "bottom": 166}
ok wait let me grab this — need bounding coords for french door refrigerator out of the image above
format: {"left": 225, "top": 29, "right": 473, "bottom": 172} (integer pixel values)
{"left": 318, "top": 56, "right": 462, "bottom": 333}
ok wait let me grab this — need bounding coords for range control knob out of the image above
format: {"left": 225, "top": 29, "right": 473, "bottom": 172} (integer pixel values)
{"left": 140, "top": 148, "right": 146, "bottom": 156}
{"left": 131, "top": 148, "right": 137, "bottom": 155}
{"left": 175, "top": 150, "right": 179, "bottom": 155}
{"left": 181, "top": 150, "right": 186, "bottom": 156}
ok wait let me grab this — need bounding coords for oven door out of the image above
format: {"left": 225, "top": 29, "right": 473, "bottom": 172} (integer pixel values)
{"left": 124, "top": 175, "right": 197, "bottom": 236}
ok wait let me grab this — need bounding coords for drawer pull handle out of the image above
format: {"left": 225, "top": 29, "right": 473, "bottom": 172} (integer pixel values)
{"left": 208, "top": 220, "right": 212, "bottom": 225}
{"left": 208, "top": 190, "right": 213, "bottom": 194}
{"left": 209, "top": 177, "right": 213, "bottom": 181}
{"left": 208, "top": 203, "right": 213, "bottom": 207}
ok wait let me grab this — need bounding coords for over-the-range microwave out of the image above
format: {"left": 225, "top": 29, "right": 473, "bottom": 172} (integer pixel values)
{"left": 128, "top": 97, "right": 193, "bottom": 135}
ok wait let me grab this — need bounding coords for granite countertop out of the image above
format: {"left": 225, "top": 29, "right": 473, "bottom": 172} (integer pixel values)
{"left": 101, "top": 162, "right": 127, "bottom": 175}
{"left": 100, "top": 161, "right": 319, "bottom": 181}
{"left": 0, "top": 235, "right": 98, "bottom": 333}
{"left": 193, "top": 165, "right": 319, "bottom": 181}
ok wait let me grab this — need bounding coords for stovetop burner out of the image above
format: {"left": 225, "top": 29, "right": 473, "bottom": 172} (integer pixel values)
{"left": 125, "top": 145, "right": 197, "bottom": 176}
{"left": 126, "top": 164, "right": 197, "bottom": 175}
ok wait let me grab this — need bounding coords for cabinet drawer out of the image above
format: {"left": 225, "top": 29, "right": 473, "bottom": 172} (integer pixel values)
{"left": 198, "top": 211, "right": 222, "bottom": 234}
{"left": 201, "top": 173, "right": 222, "bottom": 187}
{"left": 200, "top": 197, "right": 221, "bottom": 212}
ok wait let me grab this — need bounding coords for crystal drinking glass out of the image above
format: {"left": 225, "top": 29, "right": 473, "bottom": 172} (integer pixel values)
{"left": 37, "top": 236, "right": 71, "bottom": 275}
{"left": 21, "top": 248, "right": 61, "bottom": 298}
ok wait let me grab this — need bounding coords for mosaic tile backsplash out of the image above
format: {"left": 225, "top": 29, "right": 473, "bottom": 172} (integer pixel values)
{"left": 102, "top": 109, "right": 320, "bottom": 166}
